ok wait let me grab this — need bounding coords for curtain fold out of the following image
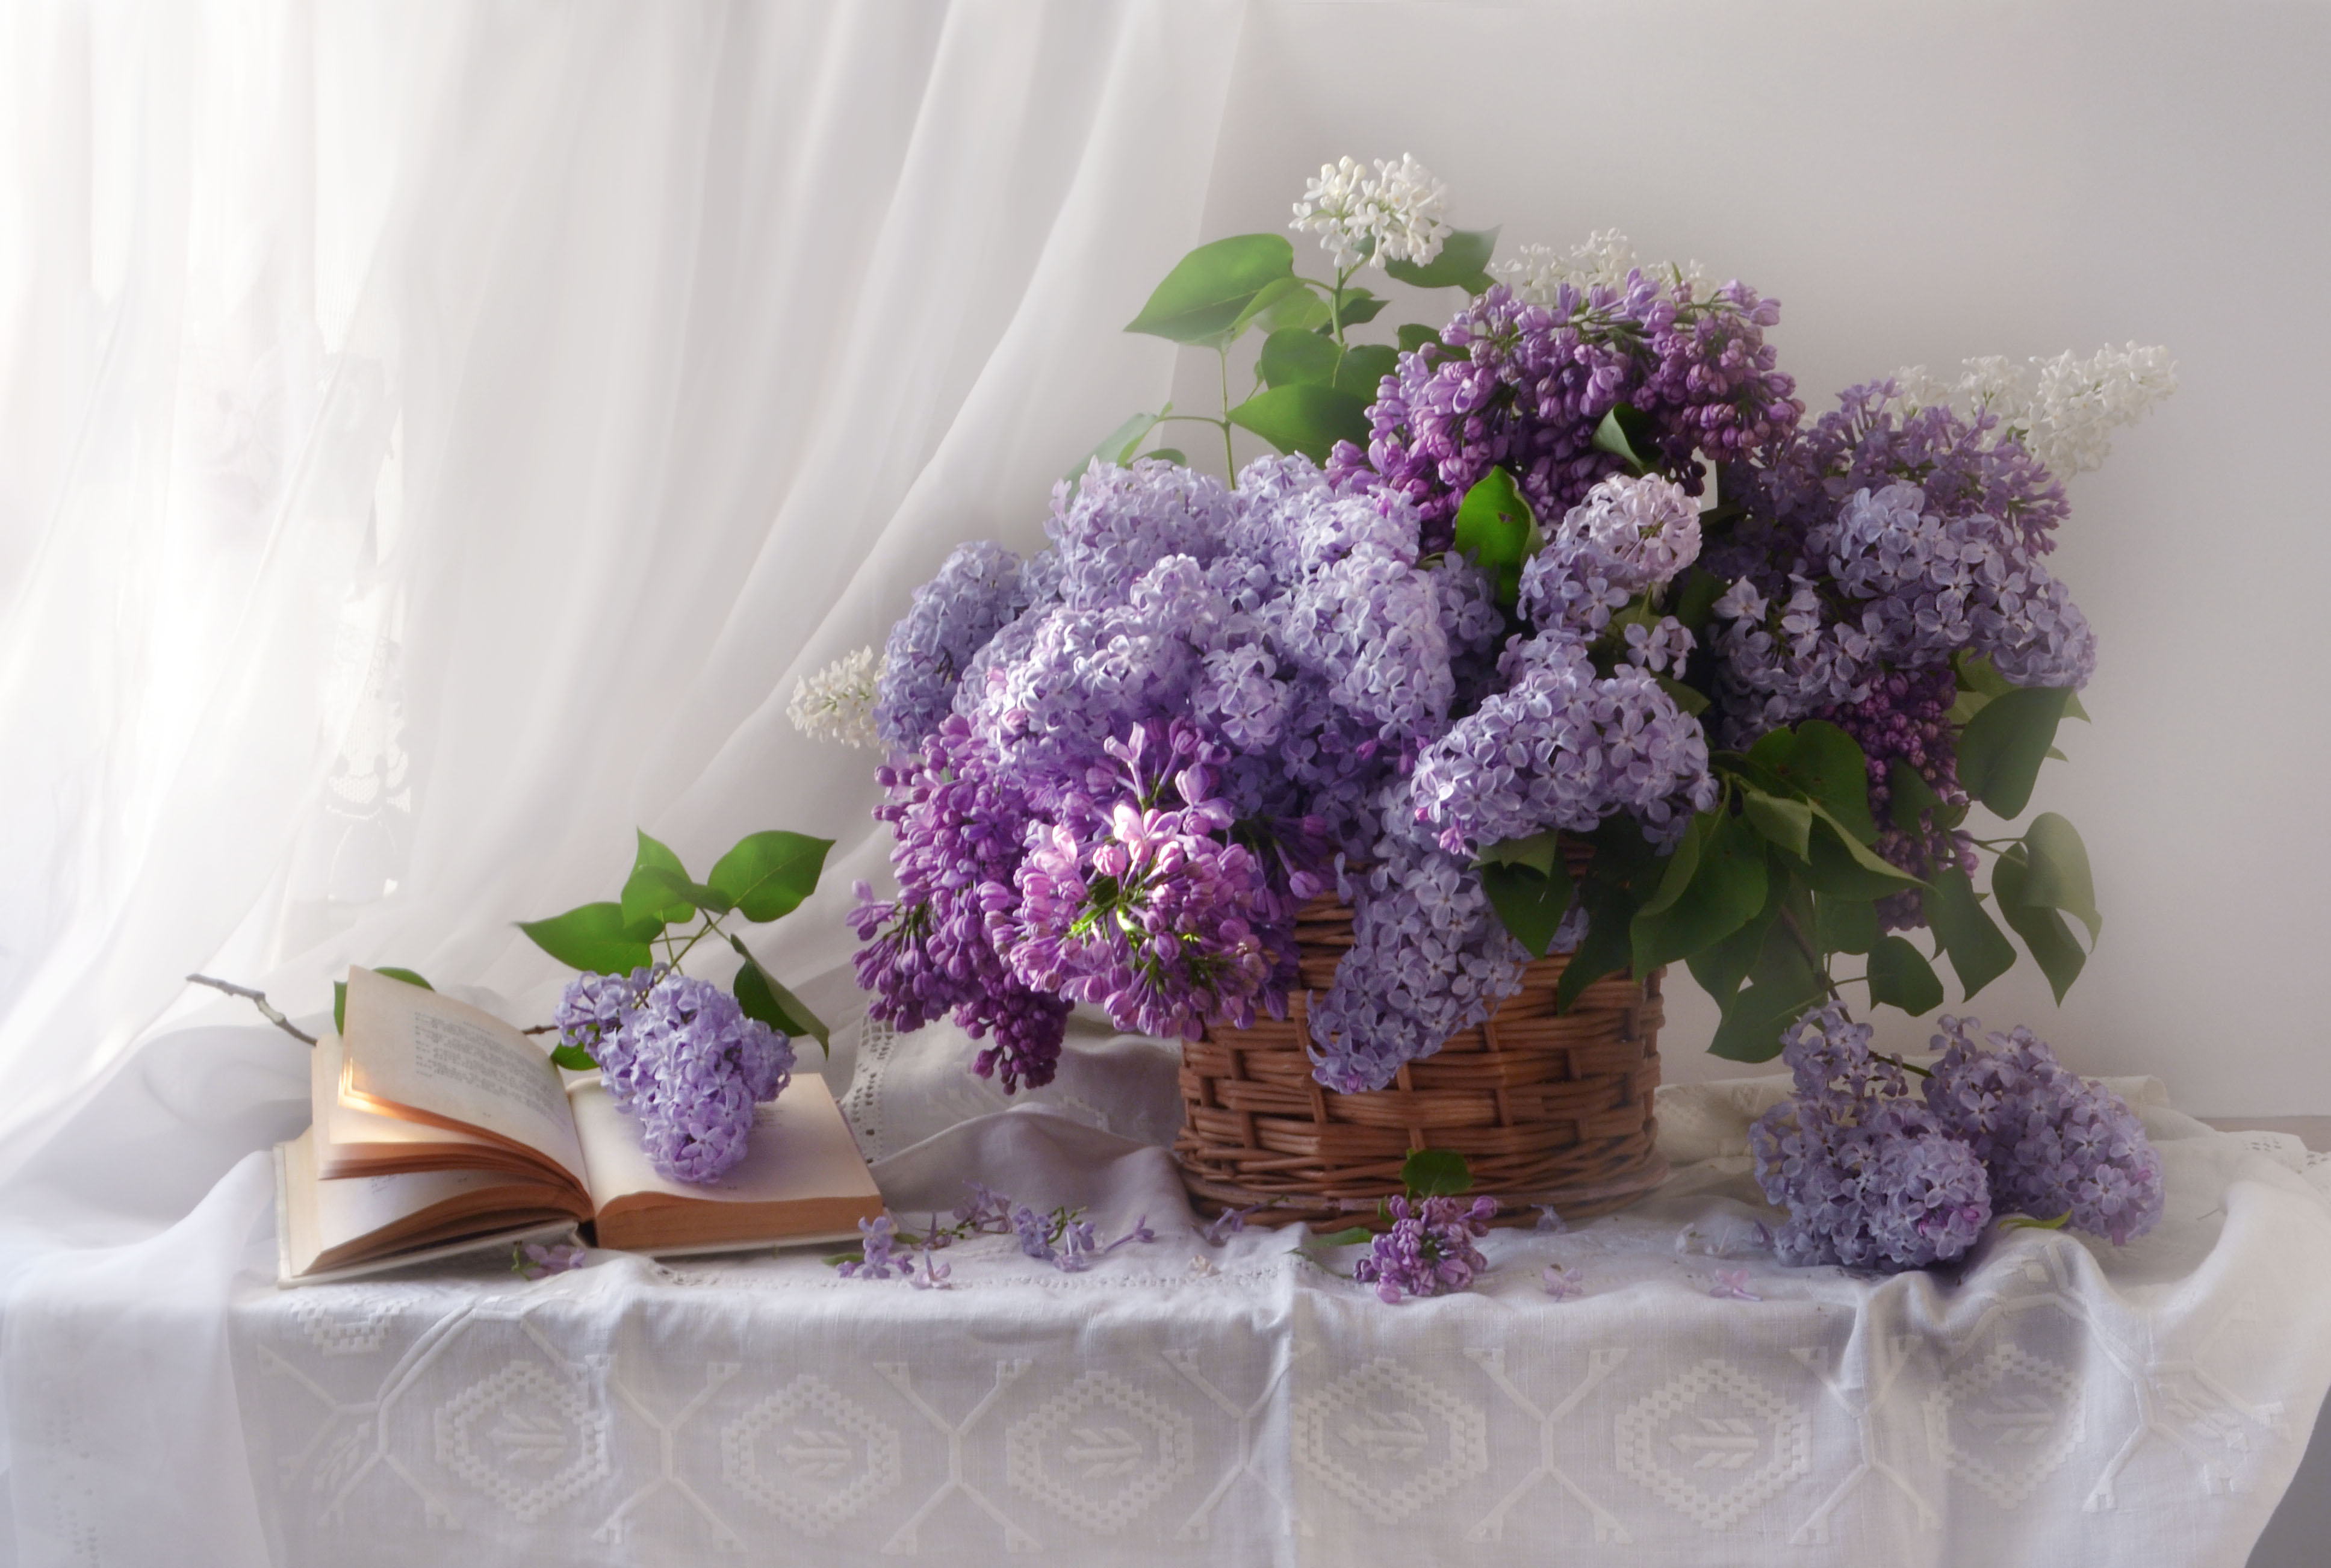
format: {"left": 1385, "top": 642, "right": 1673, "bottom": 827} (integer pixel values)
{"left": 0, "top": 0, "right": 1247, "bottom": 1177}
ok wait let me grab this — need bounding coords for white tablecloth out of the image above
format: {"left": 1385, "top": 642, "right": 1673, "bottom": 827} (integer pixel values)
{"left": 6, "top": 1016, "right": 2330, "bottom": 1567}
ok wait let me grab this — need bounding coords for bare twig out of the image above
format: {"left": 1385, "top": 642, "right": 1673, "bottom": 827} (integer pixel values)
{"left": 185, "top": 974, "right": 317, "bottom": 1046}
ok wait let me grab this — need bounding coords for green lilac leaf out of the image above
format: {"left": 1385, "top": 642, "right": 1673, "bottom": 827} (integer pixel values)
{"left": 1634, "top": 814, "right": 1707, "bottom": 920}
{"left": 1476, "top": 829, "right": 1561, "bottom": 878}
{"left": 708, "top": 831, "right": 833, "bottom": 923}
{"left": 1686, "top": 881, "right": 1781, "bottom": 1008}
{"left": 1451, "top": 467, "right": 1539, "bottom": 572}
{"left": 1992, "top": 847, "right": 2087, "bottom": 1003}
{"left": 1887, "top": 761, "right": 1945, "bottom": 835}
{"left": 1396, "top": 323, "right": 1442, "bottom": 355}
{"left": 1306, "top": 1226, "right": 1377, "bottom": 1248}
{"left": 1923, "top": 866, "right": 2019, "bottom": 1000}
{"left": 2016, "top": 812, "right": 2101, "bottom": 941}
{"left": 1631, "top": 813, "right": 1769, "bottom": 978}
{"left": 1226, "top": 276, "right": 1318, "bottom": 341}
{"left": 1257, "top": 327, "right": 1339, "bottom": 389}
{"left": 1740, "top": 787, "right": 1813, "bottom": 860}
{"left": 1382, "top": 226, "right": 1501, "bottom": 290}
{"left": 1671, "top": 568, "right": 1727, "bottom": 632}
{"left": 1866, "top": 935, "right": 1946, "bottom": 1016}
{"left": 1556, "top": 879, "right": 1639, "bottom": 1012}
{"left": 1226, "top": 383, "right": 1372, "bottom": 462}
{"left": 1124, "top": 234, "right": 1296, "bottom": 342}
{"left": 1747, "top": 721, "right": 1879, "bottom": 844}
{"left": 548, "top": 1043, "right": 597, "bottom": 1071}
{"left": 728, "top": 934, "right": 831, "bottom": 1051}
{"left": 621, "top": 829, "right": 699, "bottom": 927}
{"left": 1313, "top": 287, "right": 1388, "bottom": 332}
{"left": 1654, "top": 674, "right": 1710, "bottom": 716}
{"left": 1401, "top": 1148, "right": 1475, "bottom": 1197}
{"left": 1813, "top": 894, "right": 1879, "bottom": 956}
{"left": 1709, "top": 975, "right": 1827, "bottom": 1062}
{"left": 1591, "top": 404, "right": 1658, "bottom": 472}
{"left": 1332, "top": 343, "right": 1400, "bottom": 398}
{"left": 518, "top": 902, "right": 656, "bottom": 976}
{"left": 1954, "top": 651, "right": 2014, "bottom": 696}
{"left": 1064, "top": 410, "right": 1164, "bottom": 484}
{"left": 1801, "top": 810, "right": 1923, "bottom": 899}
{"left": 1479, "top": 860, "right": 1574, "bottom": 959}
{"left": 1957, "top": 685, "right": 2073, "bottom": 819}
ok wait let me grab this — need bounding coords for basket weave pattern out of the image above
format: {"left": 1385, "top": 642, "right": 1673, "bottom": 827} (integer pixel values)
{"left": 1173, "top": 894, "right": 1669, "bottom": 1226}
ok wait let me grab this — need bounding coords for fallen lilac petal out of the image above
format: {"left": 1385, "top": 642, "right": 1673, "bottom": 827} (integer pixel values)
{"left": 1710, "top": 1268, "right": 1762, "bottom": 1302}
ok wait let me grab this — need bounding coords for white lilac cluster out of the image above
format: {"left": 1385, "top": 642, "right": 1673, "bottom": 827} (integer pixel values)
{"left": 787, "top": 646, "right": 885, "bottom": 750}
{"left": 555, "top": 967, "right": 795, "bottom": 1185}
{"left": 1289, "top": 153, "right": 1451, "bottom": 271}
{"left": 1895, "top": 344, "right": 2177, "bottom": 477}
{"left": 1493, "top": 228, "right": 1710, "bottom": 306}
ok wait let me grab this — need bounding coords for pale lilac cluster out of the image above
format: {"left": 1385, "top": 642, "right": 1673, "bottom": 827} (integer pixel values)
{"left": 1330, "top": 278, "right": 1800, "bottom": 553}
{"left": 1748, "top": 1004, "right": 1993, "bottom": 1271}
{"left": 559, "top": 969, "right": 795, "bottom": 1185}
{"left": 1411, "top": 632, "right": 1717, "bottom": 858}
{"left": 1751, "top": 1004, "right": 2165, "bottom": 1269}
{"left": 1925, "top": 1016, "right": 2164, "bottom": 1245}
{"left": 1352, "top": 1195, "right": 1498, "bottom": 1303}
{"left": 993, "top": 725, "right": 1287, "bottom": 1042}
{"left": 874, "top": 541, "right": 1034, "bottom": 749}
{"left": 1307, "top": 795, "right": 1532, "bottom": 1091}
{"left": 1541, "top": 471, "right": 1703, "bottom": 597}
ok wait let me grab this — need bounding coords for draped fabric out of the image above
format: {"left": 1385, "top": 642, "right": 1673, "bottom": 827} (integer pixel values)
{"left": 0, "top": 0, "right": 1244, "bottom": 1166}
{"left": 5, "top": 2, "right": 2331, "bottom": 1563}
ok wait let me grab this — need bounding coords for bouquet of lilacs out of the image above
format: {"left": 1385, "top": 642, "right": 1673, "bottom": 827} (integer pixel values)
{"left": 796, "top": 154, "right": 2175, "bottom": 1129}
{"left": 1750, "top": 1004, "right": 2162, "bottom": 1271}
{"left": 524, "top": 828, "right": 833, "bottom": 1183}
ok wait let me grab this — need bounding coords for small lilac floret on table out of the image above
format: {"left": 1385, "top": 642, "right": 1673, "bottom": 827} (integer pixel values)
{"left": 1351, "top": 1195, "right": 1497, "bottom": 1303}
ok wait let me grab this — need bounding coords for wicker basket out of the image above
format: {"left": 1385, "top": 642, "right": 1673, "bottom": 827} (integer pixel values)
{"left": 1172, "top": 893, "right": 1669, "bottom": 1227}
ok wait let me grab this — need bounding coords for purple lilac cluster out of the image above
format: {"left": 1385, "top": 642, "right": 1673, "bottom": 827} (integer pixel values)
{"left": 1751, "top": 1004, "right": 2163, "bottom": 1270}
{"left": 874, "top": 541, "right": 1036, "bottom": 749}
{"left": 1925, "top": 1015, "right": 2165, "bottom": 1245}
{"left": 861, "top": 454, "right": 1733, "bottom": 1093}
{"left": 993, "top": 725, "right": 1290, "bottom": 1041}
{"left": 1308, "top": 795, "right": 1533, "bottom": 1091}
{"left": 1701, "top": 383, "right": 2097, "bottom": 912}
{"left": 1411, "top": 631, "right": 1718, "bottom": 859}
{"left": 1329, "top": 277, "right": 1801, "bottom": 553}
{"left": 555, "top": 968, "right": 794, "bottom": 1185}
{"left": 1817, "top": 666, "right": 1977, "bottom": 929}
{"left": 849, "top": 716, "right": 1071, "bottom": 1091}
{"left": 1749, "top": 1004, "right": 1993, "bottom": 1270}
{"left": 1352, "top": 1195, "right": 1498, "bottom": 1303}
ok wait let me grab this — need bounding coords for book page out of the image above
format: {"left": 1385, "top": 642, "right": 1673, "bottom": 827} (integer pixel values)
{"left": 570, "top": 1075, "right": 884, "bottom": 1250}
{"left": 278, "top": 1127, "right": 587, "bottom": 1278}
{"left": 339, "top": 967, "right": 588, "bottom": 1185}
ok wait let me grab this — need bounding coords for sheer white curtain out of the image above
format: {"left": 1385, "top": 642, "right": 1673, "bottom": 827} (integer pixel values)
{"left": 0, "top": 0, "right": 1243, "bottom": 1176}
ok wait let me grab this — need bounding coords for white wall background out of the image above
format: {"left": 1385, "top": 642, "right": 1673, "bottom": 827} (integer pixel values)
{"left": 1171, "top": 1, "right": 2331, "bottom": 1112}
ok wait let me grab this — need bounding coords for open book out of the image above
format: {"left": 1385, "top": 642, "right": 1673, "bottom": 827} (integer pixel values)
{"left": 274, "top": 966, "right": 884, "bottom": 1284}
